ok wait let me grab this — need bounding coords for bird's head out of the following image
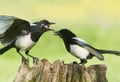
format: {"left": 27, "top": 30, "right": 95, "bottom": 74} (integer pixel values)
{"left": 33, "top": 20, "right": 55, "bottom": 31}
{"left": 55, "top": 29, "right": 77, "bottom": 40}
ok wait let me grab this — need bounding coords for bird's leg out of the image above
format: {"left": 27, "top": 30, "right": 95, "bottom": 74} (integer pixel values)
{"left": 79, "top": 59, "right": 87, "bottom": 66}
{"left": 25, "top": 51, "right": 39, "bottom": 64}
{"left": 16, "top": 49, "right": 28, "bottom": 64}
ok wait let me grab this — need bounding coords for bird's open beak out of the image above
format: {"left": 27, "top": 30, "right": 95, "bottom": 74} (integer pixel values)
{"left": 54, "top": 31, "right": 63, "bottom": 38}
{"left": 48, "top": 22, "right": 55, "bottom": 31}
{"left": 54, "top": 31, "right": 59, "bottom": 35}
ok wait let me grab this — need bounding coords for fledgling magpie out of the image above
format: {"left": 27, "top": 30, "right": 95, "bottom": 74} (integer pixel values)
{"left": 55, "top": 29, "right": 120, "bottom": 65}
{"left": 0, "top": 15, "right": 55, "bottom": 62}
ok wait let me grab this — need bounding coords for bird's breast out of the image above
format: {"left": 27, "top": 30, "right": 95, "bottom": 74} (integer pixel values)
{"left": 70, "top": 44, "right": 89, "bottom": 59}
{"left": 15, "top": 33, "right": 36, "bottom": 51}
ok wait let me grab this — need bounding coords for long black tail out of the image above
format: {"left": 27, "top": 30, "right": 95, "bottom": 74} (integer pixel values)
{"left": 0, "top": 43, "right": 14, "bottom": 55}
{"left": 97, "top": 49, "right": 120, "bottom": 56}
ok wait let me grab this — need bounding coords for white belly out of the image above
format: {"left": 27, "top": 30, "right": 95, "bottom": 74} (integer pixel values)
{"left": 70, "top": 44, "right": 89, "bottom": 59}
{"left": 15, "top": 33, "right": 36, "bottom": 51}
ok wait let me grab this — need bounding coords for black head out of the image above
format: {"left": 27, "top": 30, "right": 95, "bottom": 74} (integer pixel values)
{"left": 55, "top": 29, "right": 77, "bottom": 40}
{"left": 33, "top": 20, "right": 55, "bottom": 31}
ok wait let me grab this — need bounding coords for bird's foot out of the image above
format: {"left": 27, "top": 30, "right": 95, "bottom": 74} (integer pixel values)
{"left": 79, "top": 63, "right": 85, "bottom": 66}
{"left": 79, "top": 59, "right": 87, "bottom": 66}
{"left": 33, "top": 57, "right": 39, "bottom": 64}
{"left": 73, "top": 61, "right": 78, "bottom": 64}
{"left": 22, "top": 57, "right": 29, "bottom": 65}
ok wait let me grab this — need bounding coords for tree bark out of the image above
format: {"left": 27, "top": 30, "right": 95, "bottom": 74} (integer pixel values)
{"left": 14, "top": 59, "right": 108, "bottom": 82}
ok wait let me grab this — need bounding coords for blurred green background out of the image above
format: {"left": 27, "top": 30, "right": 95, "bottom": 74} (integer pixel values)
{"left": 0, "top": 0, "right": 120, "bottom": 82}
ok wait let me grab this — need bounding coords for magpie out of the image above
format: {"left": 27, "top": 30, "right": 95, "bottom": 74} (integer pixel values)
{"left": 55, "top": 29, "right": 120, "bottom": 65}
{"left": 0, "top": 15, "right": 55, "bottom": 62}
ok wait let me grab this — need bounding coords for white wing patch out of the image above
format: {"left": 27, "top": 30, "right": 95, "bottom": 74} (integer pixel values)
{"left": 72, "top": 37, "right": 88, "bottom": 43}
{"left": 70, "top": 44, "right": 89, "bottom": 59}
{"left": 30, "top": 23, "right": 37, "bottom": 26}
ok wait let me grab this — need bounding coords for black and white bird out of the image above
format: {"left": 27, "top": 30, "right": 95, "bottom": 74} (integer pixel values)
{"left": 55, "top": 29, "right": 120, "bottom": 65}
{"left": 0, "top": 15, "right": 55, "bottom": 62}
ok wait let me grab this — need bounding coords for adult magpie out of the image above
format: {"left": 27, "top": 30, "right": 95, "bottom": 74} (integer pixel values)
{"left": 0, "top": 15, "right": 55, "bottom": 62}
{"left": 55, "top": 29, "right": 120, "bottom": 65}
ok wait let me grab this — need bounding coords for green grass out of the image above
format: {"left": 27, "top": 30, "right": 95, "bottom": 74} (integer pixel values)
{"left": 0, "top": 26, "right": 120, "bottom": 82}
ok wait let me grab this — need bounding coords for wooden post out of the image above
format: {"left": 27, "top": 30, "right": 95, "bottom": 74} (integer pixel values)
{"left": 14, "top": 59, "right": 108, "bottom": 82}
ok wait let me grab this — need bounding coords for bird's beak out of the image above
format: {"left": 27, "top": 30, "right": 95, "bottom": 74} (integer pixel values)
{"left": 49, "top": 22, "right": 56, "bottom": 25}
{"left": 54, "top": 31, "right": 59, "bottom": 35}
{"left": 54, "top": 31, "right": 61, "bottom": 35}
{"left": 48, "top": 22, "right": 55, "bottom": 31}
{"left": 54, "top": 31, "right": 63, "bottom": 38}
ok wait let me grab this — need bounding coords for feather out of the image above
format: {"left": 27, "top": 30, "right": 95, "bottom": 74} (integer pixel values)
{"left": 72, "top": 37, "right": 104, "bottom": 60}
{"left": 0, "top": 15, "right": 30, "bottom": 46}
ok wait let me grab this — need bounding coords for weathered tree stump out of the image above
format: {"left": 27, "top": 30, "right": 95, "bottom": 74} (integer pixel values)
{"left": 14, "top": 59, "right": 108, "bottom": 82}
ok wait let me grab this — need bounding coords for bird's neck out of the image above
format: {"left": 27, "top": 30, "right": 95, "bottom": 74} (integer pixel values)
{"left": 30, "top": 27, "right": 48, "bottom": 42}
{"left": 62, "top": 38, "right": 71, "bottom": 52}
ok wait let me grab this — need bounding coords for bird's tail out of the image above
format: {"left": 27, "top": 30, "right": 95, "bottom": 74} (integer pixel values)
{"left": 0, "top": 43, "right": 14, "bottom": 55}
{"left": 97, "top": 49, "right": 120, "bottom": 56}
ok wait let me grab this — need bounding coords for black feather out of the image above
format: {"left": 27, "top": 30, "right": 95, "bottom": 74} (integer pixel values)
{"left": 0, "top": 16, "right": 30, "bottom": 45}
{"left": 97, "top": 49, "right": 120, "bottom": 55}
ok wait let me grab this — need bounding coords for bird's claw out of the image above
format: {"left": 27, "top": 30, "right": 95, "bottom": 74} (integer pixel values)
{"left": 73, "top": 61, "right": 78, "bottom": 64}
{"left": 33, "top": 57, "right": 39, "bottom": 64}
{"left": 22, "top": 57, "right": 29, "bottom": 65}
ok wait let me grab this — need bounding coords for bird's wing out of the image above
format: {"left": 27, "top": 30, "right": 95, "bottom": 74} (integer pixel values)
{"left": 0, "top": 15, "right": 30, "bottom": 46}
{"left": 72, "top": 37, "right": 104, "bottom": 60}
{"left": 0, "top": 15, "right": 17, "bottom": 34}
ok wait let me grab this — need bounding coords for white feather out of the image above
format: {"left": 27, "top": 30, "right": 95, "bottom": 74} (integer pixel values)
{"left": 30, "top": 23, "right": 37, "bottom": 26}
{"left": 72, "top": 37, "right": 88, "bottom": 43}
{"left": 0, "top": 15, "right": 15, "bottom": 34}
{"left": 15, "top": 33, "right": 36, "bottom": 51}
{"left": 70, "top": 44, "right": 89, "bottom": 59}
